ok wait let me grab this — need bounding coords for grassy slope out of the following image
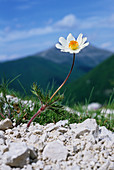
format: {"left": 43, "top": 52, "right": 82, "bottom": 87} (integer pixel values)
{"left": 0, "top": 56, "right": 85, "bottom": 94}
{"left": 63, "top": 55, "right": 114, "bottom": 106}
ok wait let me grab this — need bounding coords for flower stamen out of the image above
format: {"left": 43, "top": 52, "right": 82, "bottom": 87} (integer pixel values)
{"left": 69, "top": 40, "right": 79, "bottom": 50}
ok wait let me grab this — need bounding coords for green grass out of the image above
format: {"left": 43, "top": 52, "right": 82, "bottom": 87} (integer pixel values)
{"left": 0, "top": 81, "right": 113, "bottom": 132}
{"left": 63, "top": 55, "right": 114, "bottom": 106}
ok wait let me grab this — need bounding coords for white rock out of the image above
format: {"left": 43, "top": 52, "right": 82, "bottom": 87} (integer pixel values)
{"left": 90, "top": 160, "right": 95, "bottom": 167}
{"left": 85, "top": 133, "right": 96, "bottom": 144}
{"left": 72, "top": 138, "right": 80, "bottom": 145}
{"left": 5, "top": 129, "right": 14, "bottom": 134}
{"left": 0, "top": 130, "right": 4, "bottom": 137}
{"left": 87, "top": 102, "right": 101, "bottom": 110}
{"left": 0, "top": 117, "right": 114, "bottom": 169}
{"left": 0, "top": 164, "right": 11, "bottom": 170}
{"left": 82, "top": 150, "right": 93, "bottom": 162}
{"left": 28, "top": 146, "right": 37, "bottom": 159}
{"left": 58, "top": 135, "right": 66, "bottom": 142}
{"left": 46, "top": 124, "right": 59, "bottom": 132}
{"left": 37, "top": 141, "right": 45, "bottom": 151}
{"left": 64, "top": 106, "right": 78, "bottom": 114}
{"left": 28, "top": 124, "right": 37, "bottom": 131}
{"left": 58, "top": 127, "right": 67, "bottom": 133}
{"left": 53, "top": 163, "right": 61, "bottom": 170}
{"left": 24, "top": 164, "right": 33, "bottom": 170}
{"left": 48, "top": 130, "right": 60, "bottom": 140}
{"left": 99, "top": 159, "right": 110, "bottom": 170}
{"left": 33, "top": 129, "right": 42, "bottom": 135}
{"left": 12, "top": 97, "right": 19, "bottom": 103}
{"left": 72, "top": 145, "right": 79, "bottom": 153}
{"left": 56, "top": 120, "right": 68, "bottom": 127}
{"left": 77, "top": 119, "right": 98, "bottom": 132}
{"left": 3, "top": 142, "right": 29, "bottom": 168}
{"left": 35, "top": 160, "right": 44, "bottom": 169}
{"left": 13, "top": 131, "right": 21, "bottom": 138}
{"left": 85, "top": 142, "right": 93, "bottom": 150}
{"left": 0, "top": 138, "right": 5, "bottom": 145}
{"left": 0, "top": 145, "right": 9, "bottom": 154}
{"left": 44, "top": 165, "right": 53, "bottom": 170}
{"left": 110, "top": 155, "right": 114, "bottom": 162}
{"left": 69, "top": 123, "right": 77, "bottom": 129}
{"left": 0, "top": 118, "right": 13, "bottom": 130}
{"left": 99, "top": 154, "right": 107, "bottom": 164}
{"left": 72, "top": 126, "right": 90, "bottom": 138}
{"left": 101, "top": 108, "right": 114, "bottom": 115}
{"left": 6, "top": 95, "right": 14, "bottom": 102}
{"left": 44, "top": 123, "right": 54, "bottom": 129}
{"left": 40, "top": 133, "right": 48, "bottom": 143}
{"left": 108, "top": 162, "right": 114, "bottom": 170}
{"left": 69, "top": 164, "right": 80, "bottom": 170}
{"left": 99, "top": 126, "right": 114, "bottom": 141}
{"left": 43, "top": 141, "right": 68, "bottom": 161}
{"left": 28, "top": 134, "right": 39, "bottom": 144}
{"left": 37, "top": 161, "right": 44, "bottom": 169}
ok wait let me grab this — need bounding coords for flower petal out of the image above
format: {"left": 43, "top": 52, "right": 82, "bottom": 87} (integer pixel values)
{"left": 59, "top": 37, "right": 67, "bottom": 46}
{"left": 73, "top": 49, "right": 81, "bottom": 53}
{"left": 67, "top": 33, "right": 75, "bottom": 43}
{"left": 70, "top": 49, "right": 80, "bottom": 54}
{"left": 80, "top": 42, "right": 89, "bottom": 49}
{"left": 55, "top": 43, "right": 64, "bottom": 50}
{"left": 77, "top": 33, "right": 83, "bottom": 45}
{"left": 81, "top": 37, "right": 87, "bottom": 45}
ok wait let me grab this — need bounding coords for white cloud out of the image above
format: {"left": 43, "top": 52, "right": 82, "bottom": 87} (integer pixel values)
{"left": 82, "top": 15, "right": 114, "bottom": 29}
{"left": 54, "top": 14, "right": 78, "bottom": 29}
{"left": 54, "top": 13, "right": 114, "bottom": 30}
{"left": 0, "top": 26, "right": 54, "bottom": 42}
{"left": 0, "top": 14, "right": 114, "bottom": 44}
{"left": 0, "top": 15, "right": 77, "bottom": 43}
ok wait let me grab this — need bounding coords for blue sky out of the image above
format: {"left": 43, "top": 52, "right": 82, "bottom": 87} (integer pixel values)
{"left": 0, "top": 0, "right": 114, "bottom": 62}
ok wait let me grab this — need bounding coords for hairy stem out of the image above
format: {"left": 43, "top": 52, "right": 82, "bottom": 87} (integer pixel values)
{"left": 0, "top": 112, "right": 5, "bottom": 119}
{"left": 27, "top": 53, "right": 75, "bottom": 128}
{"left": 27, "top": 104, "right": 47, "bottom": 128}
{"left": 50, "top": 53, "right": 75, "bottom": 100}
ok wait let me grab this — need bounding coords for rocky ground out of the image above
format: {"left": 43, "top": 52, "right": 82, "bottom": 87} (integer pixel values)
{"left": 0, "top": 118, "right": 114, "bottom": 170}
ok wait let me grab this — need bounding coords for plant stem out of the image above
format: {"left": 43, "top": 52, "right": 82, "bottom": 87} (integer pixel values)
{"left": 27, "top": 53, "right": 75, "bottom": 128}
{"left": 27, "top": 104, "right": 47, "bottom": 128}
{"left": 0, "top": 112, "right": 5, "bottom": 119}
{"left": 50, "top": 53, "right": 75, "bottom": 100}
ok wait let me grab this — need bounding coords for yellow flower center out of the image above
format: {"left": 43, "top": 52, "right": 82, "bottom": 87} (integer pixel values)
{"left": 69, "top": 40, "right": 79, "bottom": 50}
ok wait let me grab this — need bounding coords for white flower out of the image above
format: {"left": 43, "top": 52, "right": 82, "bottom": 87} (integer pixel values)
{"left": 56, "top": 33, "right": 89, "bottom": 54}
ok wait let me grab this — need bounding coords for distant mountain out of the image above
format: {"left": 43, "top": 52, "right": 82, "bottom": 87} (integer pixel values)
{"left": 0, "top": 45, "right": 113, "bottom": 96}
{"left": 37, "top": 45, "right": 112, "bottom": 69}
{"left": 63, "top": 55, "right": 114, "bottom": 106}
{"left": 0, "top": 56, "right": 85, "bottom": 94}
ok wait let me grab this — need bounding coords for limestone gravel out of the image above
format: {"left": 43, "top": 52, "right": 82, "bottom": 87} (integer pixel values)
{"left": 0, "top": 118, "right": 113, "bottom": 170}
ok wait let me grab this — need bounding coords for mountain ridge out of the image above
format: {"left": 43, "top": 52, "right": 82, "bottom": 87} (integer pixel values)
{"left": 36, "top": 45, "right": 112, "bottom": 67}
{"left": 0, "top": 45, "right": 113, "bottom": 98}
